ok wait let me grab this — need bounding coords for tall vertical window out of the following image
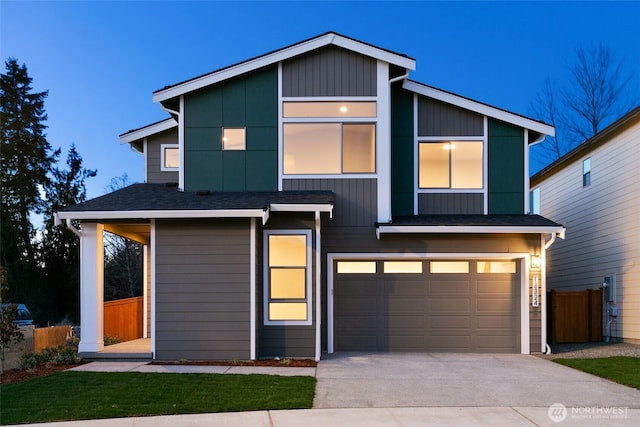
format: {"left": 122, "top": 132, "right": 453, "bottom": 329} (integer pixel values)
{"left": 264, "top": 230, "right": 312, "bottom": 325}
{"left": 530, "top": 187, "right": 540, "bottom": 214}
{"left": 582, "top": 157, "right": 591, "bottom": 187}
{"left": 419, "top": 141, "right": 483, "bottom": 189}
{"left": 160, "top": 144, "right": 179, "bottom": 171}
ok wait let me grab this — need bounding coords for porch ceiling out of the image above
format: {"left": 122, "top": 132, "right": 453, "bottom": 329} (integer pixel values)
{"left": 103, "top": 222, "right": 150, "bottom": 245}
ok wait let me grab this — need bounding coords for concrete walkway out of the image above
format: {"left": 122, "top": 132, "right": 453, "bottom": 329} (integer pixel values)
{"left": 12, "top": 354, "right": 640, "bottom": 426}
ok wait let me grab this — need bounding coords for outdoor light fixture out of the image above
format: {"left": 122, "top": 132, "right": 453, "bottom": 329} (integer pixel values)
{"left": 530, "top": 255, "right": 541, "bottom": 269}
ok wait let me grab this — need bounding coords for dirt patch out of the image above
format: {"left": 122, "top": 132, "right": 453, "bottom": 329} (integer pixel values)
{"left": 150, "top": 359, "right": 317, "bottom": 368}
{"left": 1, "top": 362, "right": 85, "bottom": 385}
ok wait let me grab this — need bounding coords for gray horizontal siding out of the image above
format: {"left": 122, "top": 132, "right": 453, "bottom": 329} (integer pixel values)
{"left": 257, "top": 214, "right": 316, "bottom": 359}
{"left": 283, "top": 178, "right": 377, "bottom": 227}
{"left": 418, "top": 96, "right": 484, "bottom": 137}
{"left": 146, "top": 128, "right": 179, "bottom": 184}
{"left": 418, "top": 193, "right": 484, "bottom": 214}
{"left": 155, "top": 219, "right": 250, "bottom": 360}
{"left": 282, "top": 46, "right": 377, "bottom": 97}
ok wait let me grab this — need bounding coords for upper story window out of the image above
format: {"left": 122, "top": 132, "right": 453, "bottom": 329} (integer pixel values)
{"left": 222, "top": 128, "right": 246, "bottom": 150}
{"left": 583, "top": 157, "right": 591, "bottom": 187}
{"left": 418, "top": 141, "right": 483, "bottom": 189}
{"left": 160, "top": 144, "right": 179, "bottom": 171}
{"left": 282, "top": 101, "right": 377, "bottom": 175}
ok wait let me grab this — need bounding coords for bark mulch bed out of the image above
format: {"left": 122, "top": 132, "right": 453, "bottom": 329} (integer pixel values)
{"left": 150, "top": 359, "right": 317, "bottom": 368}
{"left": 1, "top": 362, "right": 85, "bottom": 385}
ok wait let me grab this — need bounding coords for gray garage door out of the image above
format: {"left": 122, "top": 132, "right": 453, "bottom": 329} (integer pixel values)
{"left": 334, "top": 260, "right": 520, "bottom": 353}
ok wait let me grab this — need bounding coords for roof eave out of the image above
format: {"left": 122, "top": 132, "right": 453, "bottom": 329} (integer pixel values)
{"left": 119, "top": 118, "right": 178, "bottom": 145}
{"left": 403, "top": 80, "right": 555, "bottom": 136}
{"left": 376, "top": 225, "right": 566, "bottom": 236}
{"left": 152, "top": 32, "right": 416, "bottom": 103}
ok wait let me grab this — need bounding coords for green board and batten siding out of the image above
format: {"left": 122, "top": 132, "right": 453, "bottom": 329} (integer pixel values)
{"left": 183, "top": 66, "right": 278, "bottom": 192}
{"left": 487, "top": 118, "right": 525, "bottom": 214}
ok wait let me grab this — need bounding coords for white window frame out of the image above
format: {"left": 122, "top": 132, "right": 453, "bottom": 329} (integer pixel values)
{"left": 280, "top": 96, "right": 379, "bottom": 179}
{"left": 160, "top": 144, "right": 179, "bottom": 171}
{"left": 582, "top": 157, "right": 591, "bottom": 187}
{"left": 263, "top": 229, "right": 313, "bottom": 326}
{"left": 222, "top": 127, "right": 246, "bottom": 151}
{"left": 413, "top": 96, "right": 488, "bottom": 214}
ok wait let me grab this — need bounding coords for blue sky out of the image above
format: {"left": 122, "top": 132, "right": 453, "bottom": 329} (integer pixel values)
{"left": 2, "top": 1, "right": 639, "bottom": 199}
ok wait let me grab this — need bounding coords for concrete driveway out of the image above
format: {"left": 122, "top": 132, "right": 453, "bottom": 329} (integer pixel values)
{"left": 313, "top": 353, "right": 640, "bottom": 410}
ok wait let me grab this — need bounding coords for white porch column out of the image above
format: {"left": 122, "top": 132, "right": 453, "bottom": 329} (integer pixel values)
{"left": 78, "top": 223, "right": 105, "bottom": 353}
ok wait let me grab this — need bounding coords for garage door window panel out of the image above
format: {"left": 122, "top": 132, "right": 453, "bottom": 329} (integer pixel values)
{"left": 264, "top": 231, "right": 311, "bottom": 325}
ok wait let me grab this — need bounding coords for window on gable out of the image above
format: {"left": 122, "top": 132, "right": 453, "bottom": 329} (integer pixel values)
{"left": 419, "top": 141, "right": 483, "bottom": 189}
{"left": 583, "top": 157, "right": 591, "bottom": 187}
{"left": 282, "top": 101, "right": 376, "bottom": 175}
{"left": 161, "top": 144, "right": 179, "bottom": 171}
{"left": 222, "top": 128, "right": 246, "bottom": 150}
{"left": 264, "top": 231, "right": 312, "bottom": 325}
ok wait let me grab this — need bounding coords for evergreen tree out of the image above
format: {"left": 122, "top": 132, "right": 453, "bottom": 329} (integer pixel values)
{"left": 40, "top": 145, "right": 96, "bottom": 323}
{"left": 1, "top": 58, "right": 58, "bottom": 303}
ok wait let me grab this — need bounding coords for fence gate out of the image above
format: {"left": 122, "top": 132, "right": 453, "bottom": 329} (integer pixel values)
{"left": 549, "top": 289, "right": 602, "bottom": 343}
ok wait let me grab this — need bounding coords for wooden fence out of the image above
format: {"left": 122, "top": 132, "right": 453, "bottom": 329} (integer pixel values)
{"left": 104, "top": 296, "right": 143, "bottom": 342}
{"left": 550, "top": 289, "right": 602, "bottom": 343}
{"left": 34, "top": 325, "right": 73, "bottom": 351}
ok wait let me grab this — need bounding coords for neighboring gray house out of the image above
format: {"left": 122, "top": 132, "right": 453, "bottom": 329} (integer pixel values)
{"left": 57, "top": 32, "right": 564, "bottom": 360}
{"left": 531, "top": 106, "right": 640, "bottom": 344}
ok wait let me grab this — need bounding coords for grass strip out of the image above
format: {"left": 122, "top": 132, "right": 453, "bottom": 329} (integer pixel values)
{"left": 553, "top": 356, "right": 640, "bottom": 390}
{"left": 0, "top": 371, "right": 315, "bottom": 425}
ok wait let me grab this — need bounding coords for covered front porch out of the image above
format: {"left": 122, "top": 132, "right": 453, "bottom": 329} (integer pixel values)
{"left": 81, "top": 338, "right": 152, "bottom": 361}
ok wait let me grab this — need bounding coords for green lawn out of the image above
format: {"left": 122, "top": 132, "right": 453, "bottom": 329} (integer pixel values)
{"left": 554, "top": 356, "right": 640, "bottom": 390}
{"left": 0, "top": 371, "right": 316, "bottom": 425}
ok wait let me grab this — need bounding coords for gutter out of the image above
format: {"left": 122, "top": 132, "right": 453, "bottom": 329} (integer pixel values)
{"left": 54, "top": 213, "right": 81, "bottom": 238}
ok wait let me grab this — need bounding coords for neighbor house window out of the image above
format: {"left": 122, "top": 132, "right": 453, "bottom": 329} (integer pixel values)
{"left": 222, "top": 128, "right": 246, "bottom": 150}
{"left": 282, "top": 101, "right": 376, "bottom": 175}
{"left": 160, "top": 144, "right": 179, "bottom": 171}
{"left": 583, "top": 157, "right": 591, "bottom": 187}
{"left": 419, "top": 141, "right": 483, "bottom": 189}
{"left": 264, "top": 230, "right": 312, "bottom": 325}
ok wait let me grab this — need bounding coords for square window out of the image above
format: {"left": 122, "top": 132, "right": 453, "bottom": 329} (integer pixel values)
{"left": 222, "top": 128, "right": 246, "bottom": 150}
{"left": 270, "top": 269, "right": 306, "bottom": 299}
{"left": 161, "top": 144, "right": 179, "bottom": 171}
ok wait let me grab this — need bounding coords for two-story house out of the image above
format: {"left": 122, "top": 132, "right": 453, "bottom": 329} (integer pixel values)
{"left": 531, "top": 106, "right": 640, "bottom": 344}
{"left": 57, "top": 32, "right": 564, "bottom": 361}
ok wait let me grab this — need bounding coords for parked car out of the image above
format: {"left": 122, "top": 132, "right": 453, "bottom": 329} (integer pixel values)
{"left": 1, "top": 303, "right": 34, "bottom": 327}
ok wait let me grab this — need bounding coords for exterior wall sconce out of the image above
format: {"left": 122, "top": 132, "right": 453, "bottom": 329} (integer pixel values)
{"left": 530, "top": 255, "right": 541, "bottom": 270}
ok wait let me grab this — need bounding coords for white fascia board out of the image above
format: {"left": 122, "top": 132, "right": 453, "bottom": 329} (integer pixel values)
{"left": 270, "top": 204, "right": 333, "bottom": 214}
{"left": 57, "top": 209, "right": 267, "bottom": 222}
{"left": 377, "top": 225, "right": 566, "bottom": 236}
{"left": 403, "top": 80, "right": 555, "bottom": 137}
{"left": 119, "top": 119, "right": 177, "bottom": 145}
{"left": 153, "top": 33, "right": 416, "bottom": 103}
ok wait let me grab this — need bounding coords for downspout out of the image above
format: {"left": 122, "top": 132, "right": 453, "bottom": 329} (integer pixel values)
{"left": 54, "top": 213, "right": 81, "bottom": 238}
{"left": 542, "top": 230, "right": 564, "bottom": 354}
{"left": 160, "top": 102, "right": 184, "bottom": 191}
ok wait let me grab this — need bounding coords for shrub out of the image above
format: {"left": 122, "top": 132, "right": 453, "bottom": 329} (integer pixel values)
{"left": 18, "top": 339, "right": 81, "bottom": 370}
{"left": 20, "top": 352, "right": 40, "bottom": 370}
{"left": 103, "top": 336, "right": 121, "bottom": 346}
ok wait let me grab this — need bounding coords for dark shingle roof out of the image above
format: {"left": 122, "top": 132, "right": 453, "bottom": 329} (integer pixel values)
{"left": 62, "top": 183, "right": 333, "bottom": 212}
{"left": 382, "top": 215, "right": 563, "bottom": 228}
